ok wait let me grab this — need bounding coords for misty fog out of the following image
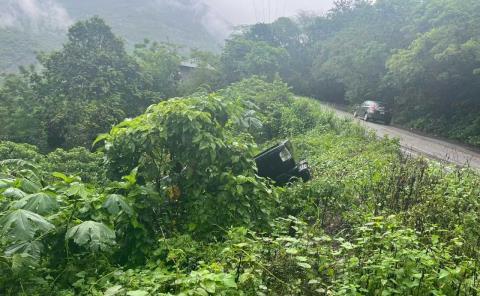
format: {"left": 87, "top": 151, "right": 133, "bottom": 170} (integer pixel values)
{"left": 0, "top": 0, "right": 335, "bottom": 31}
{"left": 204, "top": 0, "right": 335, "bottom": 24}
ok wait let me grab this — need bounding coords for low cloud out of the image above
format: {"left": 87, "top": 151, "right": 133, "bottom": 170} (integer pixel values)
{"left": 0, "top": 0, "right": 333, "bottom": 36}
{"left": 196, "top": 0, "right": 334, "bottom": 38}
{"left": 202, "top": 0, "right": 335, "bottom": 25}
{"left": 155, "top": 0, "right": 334, "bottom": 41}
{"left": 0, "top": 0, "right": 72, "bottom": 31}
{"left": 195, "top": 1, "right": 233, "bottom": 38}
{"left": 156, "top": 0, "right": 233, "bottom": 38}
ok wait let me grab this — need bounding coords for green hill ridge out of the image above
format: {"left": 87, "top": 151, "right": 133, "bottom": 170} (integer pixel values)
{"left": 0, "top": 0, "right": 227, "bottom": 73}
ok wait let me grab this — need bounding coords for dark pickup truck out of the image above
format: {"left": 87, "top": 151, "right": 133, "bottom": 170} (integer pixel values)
{"left": 254, "top": 140, "right": 311, "bottom": 186}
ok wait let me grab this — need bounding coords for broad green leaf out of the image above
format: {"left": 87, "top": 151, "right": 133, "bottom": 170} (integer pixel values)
{"left": 0, "top": 209, "right": 54, "bottom": 241}
{"left": 14, "top": 192, "right": 58, "bottom": 215}
{"left": 4, "top": 241, "right": 44, "bottom": 260}
{"left": 20, "top": 178, "right": 41, "bottom": 194}
{"left": 103, "top": 194, "right": 133, "bottom": 216}
{"left": 438, "top": 269, "right": 450, "bottom": 279}
{"left": 349, "top": 256, "right": 360, "bottom": 266}
{"left": 11, "top": 253, "right": 38, "bottom": 272}
{"left": 296, "top": 256, "right": 308, "bottom": 262}
{"left": 0, "top": 178, "right": 15, "bottom": 189}
{"left": 221, "top": 276, "right": 237, "bottom": 288}
{"left": 52, "top": 172, "right": 75, "bottom": 184}
{"left": 296, "top": 262, "right": 312, "bottom": 269}
{"left": 3, "top": 188, "right": 27, "bottom": 199}
{"left": 104, "top": 285, "right": 125, "bottom": 296}
{"left": 93, "top": 133, "right": 110, "bottom": 147}
{"left": 122, "top": 167, "right": 138, "bottom": 185}
{"left": 239, "top": 272, "right": 252, "bottom": 284}
{"left": 126, "top": 290, "right": 148, "bottom": 296}
{"left": 286, "top": 248, "right": 298, "bottom": 255}
{"left": 194, "top": 288, "right": 208, "bottom": 296}
{"left": 66, "top": 221, "right": 116, "bottom": 252}
{"left": 202, "top": 280, "right": 216, "bottom": 293}
{"left": 65, "top": 182, "right": 88, "bottom": 199}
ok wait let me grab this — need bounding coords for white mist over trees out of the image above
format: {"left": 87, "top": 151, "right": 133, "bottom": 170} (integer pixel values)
{"left": 205, "top": 0, "right": 334, "bottom": 24}
{"left": 0, "top": 0, "right": 335, "bottom": 72}
{"left": 0, "top": 0, "right": 71, "bottom": 30}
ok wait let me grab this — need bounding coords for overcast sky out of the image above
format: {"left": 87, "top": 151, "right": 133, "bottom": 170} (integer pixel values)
{"left": 204, "top": 0, "right": 335, "bottom": 25}
{"left": 0, "top": 0, "right": 336, "bottom": 35}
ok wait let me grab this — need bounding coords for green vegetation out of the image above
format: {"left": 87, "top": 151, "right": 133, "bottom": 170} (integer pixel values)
{"left": 2, "top": 77, "right": 480, "bottom": 295}
{"left": 5, "top": 0, "right": 480, "bottom": 149}
{"left": 221, "top": 0, "right": 480, "bottom": 147}
{"left": 0, "top": 17, "right": 183, "bottom": 151}
{"left": 0, "top": 16, "right": 224, "bottom": 152}
{"left": 0, "top": 0, "right": 222, "bottom": 73}
{"left": 59, "top": 0, "right": 221, "bottom": 52}
{"left": 1, "top": 2, "right": 480, "bottom": 294}
{"left": 0, "top": 29, "right": 42, "bottom": 73}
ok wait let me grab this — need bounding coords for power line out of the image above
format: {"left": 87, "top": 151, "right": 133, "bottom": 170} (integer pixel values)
{"left": 262, "top": 0, "right": 266, "bottom": 23}
{"left": 268, "top": 0, "right": 271, "bottom": 22}
{"left": 273, "top": 0, "right": 279, "bottom": 21}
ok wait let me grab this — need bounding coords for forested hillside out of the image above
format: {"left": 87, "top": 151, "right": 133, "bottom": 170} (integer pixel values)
{"left": 59, "top": 0, "right": 225, "bottom": 51}
{"left": 2, "top": 1, "right": 480, "bottom": 295}
{"left": 0, "top": 17, "right": 212, "bottom": 150}
{"left": 0, "top": 0, "right": 226, "bottom": 73}
{"left": 220, "top": 0, "right": 480, "bottom": 147}
{"left": 3, "top": 0, "right": 479, "bottom": 146}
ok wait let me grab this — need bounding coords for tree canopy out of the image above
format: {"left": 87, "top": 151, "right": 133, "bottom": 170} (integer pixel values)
{"left": 220, "top": 0, "right": 480, "bottom": 146}
{"left": 0, "top": 17, "right": 183, "bottom": 151}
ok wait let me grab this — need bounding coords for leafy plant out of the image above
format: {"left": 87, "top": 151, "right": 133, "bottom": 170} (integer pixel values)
{"left": 1, "top": 77, "right": 480, "bottom": 295}
{"left": 99, "top": 93, "right": 277, "bottom": 237}
{"left": 1, "top": 209, "right": 54, "bottom": 241}
{"left": 66, "top": 221, "right": 116, "bottom": 252}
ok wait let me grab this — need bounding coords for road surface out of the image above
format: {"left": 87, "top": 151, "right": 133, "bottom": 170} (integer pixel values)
{"left": 322, "top": 104, "right": 480, "bottom": 169}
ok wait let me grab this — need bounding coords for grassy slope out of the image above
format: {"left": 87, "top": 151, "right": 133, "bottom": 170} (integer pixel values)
{"left": 106, "top": 95, "right": 480, "bottom": 293}
{"left": 285, "top": 97, "right": 480, "bottom": 243}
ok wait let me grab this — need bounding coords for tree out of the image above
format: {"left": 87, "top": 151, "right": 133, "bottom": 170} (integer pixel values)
{"left": 39, "top": 16, "right": 138, "bottom": 102}
{"left": 0, "top": 69, "right": 47, "bottom": 150}
{"left": 35, "top": 17, "right": 143, "bottom": 149}
{"left": 385, "top": 0, "right": 480, "bottom": 144}
{"left": 133, "top": 39, "right": 182, "bottom": 100}
{"left": 221, "top": 34, "right": 287, "bottom": 83}
{"left": 101, "top": 94, "right": 275, "bottom": 236}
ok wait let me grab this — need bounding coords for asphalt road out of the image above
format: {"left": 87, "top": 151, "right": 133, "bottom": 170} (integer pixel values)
{"left": 322, "top": 104, "right": 480, "bottom": 169}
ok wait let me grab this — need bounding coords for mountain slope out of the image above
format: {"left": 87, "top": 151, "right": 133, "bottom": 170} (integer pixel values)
{"left": 0, "top": 0, "right": 230, "bottom": 73}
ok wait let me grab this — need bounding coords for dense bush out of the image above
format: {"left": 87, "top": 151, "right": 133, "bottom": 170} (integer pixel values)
{"left": 1, "top": 78, "right": 480, "bottom": 295}
{"left": 99, "top": 94, "right": 277, "bottom": 237}
{"left": 0, "top": 141, "right": 105, "bottom": 184}
{"left": 219, "top": 77, "right": 293, "bottom": 142}
{"left": 0, "top": 141, "right": 42, "bottom": 162}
